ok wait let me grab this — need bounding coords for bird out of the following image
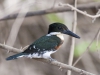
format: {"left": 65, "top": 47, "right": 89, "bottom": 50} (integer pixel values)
{"left": 6, "top": 22, "right": 80, "bottom": 61}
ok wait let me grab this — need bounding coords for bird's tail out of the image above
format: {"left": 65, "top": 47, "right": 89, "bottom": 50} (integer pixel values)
{"left": 6, "top": 53, "right": 27, "bottom": 60}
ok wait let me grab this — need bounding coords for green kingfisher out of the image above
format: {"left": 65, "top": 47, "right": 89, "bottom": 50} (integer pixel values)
{"left": 6, "top": 23, "right": 80, "bottom": 61}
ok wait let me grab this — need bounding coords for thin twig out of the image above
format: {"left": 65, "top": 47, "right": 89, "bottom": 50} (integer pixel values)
{"left": 6, "top": 1, "right": 36, "bottom": 46}
{"left": 0, "top": 43, "right": 22, "bottom": 53}
{"left": 73, "top": 27, "right": 100, "bottom": 66}
{"left": 92, "top": 9, "right": 100, "bottom": 23}
{"left": 81, "top": 52, "right": 98, "bottom": 74}
{"left": 0, "top": 43, "right": 96, "bottom": 75}
{"left": 51, "top": 0, "right": 57, "bottom": 8}
{"left": 60, "top": 3, "right": 100, "bottom": 19}
{"left": 67, "top": 0, "right": 77, "bottom": 75}
{"left": 96, "top": 28, "right": 100, "bottom": 60}
{"left": 0, "top": 2, "right": 100, "bottom": 21}
{"left": 6, "top": 3, "right": 29, "bottom": 46}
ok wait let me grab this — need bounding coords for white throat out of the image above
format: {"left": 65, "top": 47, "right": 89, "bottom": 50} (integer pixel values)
{"left": 46, "top": 32, "right": 64, "bottom": 41}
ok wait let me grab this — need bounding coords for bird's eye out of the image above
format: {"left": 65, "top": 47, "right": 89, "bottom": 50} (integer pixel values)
{"left": 58, "top": 27, "right": 62, "bottom": 30}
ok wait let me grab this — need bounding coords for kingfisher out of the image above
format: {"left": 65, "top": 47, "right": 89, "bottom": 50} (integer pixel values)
{"left": 6, "top": 23, "right": 80, "bottom": 61}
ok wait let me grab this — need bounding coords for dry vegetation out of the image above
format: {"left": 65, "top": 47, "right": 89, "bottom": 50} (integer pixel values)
{"left": 0, "top": 0, "right": 100, "bottom": 75}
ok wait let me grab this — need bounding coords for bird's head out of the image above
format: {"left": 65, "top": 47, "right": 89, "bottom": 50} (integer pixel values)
{"left": 48, "top": 23, "right": 80, "bottom": 39}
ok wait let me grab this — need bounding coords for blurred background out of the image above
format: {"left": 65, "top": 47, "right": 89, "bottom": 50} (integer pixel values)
{"left": 0, "top": 0, "right": 100, "bottom": 75}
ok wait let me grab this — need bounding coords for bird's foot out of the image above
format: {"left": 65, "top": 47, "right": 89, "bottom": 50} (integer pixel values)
{"left": 48, "top": 57, "right": 57, "bottom": 62}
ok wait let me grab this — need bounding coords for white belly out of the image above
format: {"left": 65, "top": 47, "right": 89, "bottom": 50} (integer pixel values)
{"left": 23, "top": 51, "right": 56, "bottom": 59}
{"left": 42, "top": 50, "right": 56, "bottom": 59}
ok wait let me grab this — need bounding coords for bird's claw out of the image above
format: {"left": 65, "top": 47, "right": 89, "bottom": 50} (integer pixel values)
{"left": 48, "top": 57, "right": 56, "bottom": 62}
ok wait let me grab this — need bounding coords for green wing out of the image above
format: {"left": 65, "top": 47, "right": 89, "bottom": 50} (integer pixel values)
{"left": 33, "top": 35, "right": 60, "bottom": 50}
{"left": 23, "top": 35, "right": 61, "bottom": 53}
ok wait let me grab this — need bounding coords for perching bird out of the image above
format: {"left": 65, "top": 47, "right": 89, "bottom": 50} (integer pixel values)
{"left": 6, "top": 23, "right": 80, "bottom": 61}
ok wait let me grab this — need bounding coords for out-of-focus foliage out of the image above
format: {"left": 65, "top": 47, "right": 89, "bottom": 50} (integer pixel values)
{"left": 46, "top": 14, "right": 64, "bottom": 23}
{"left": 74, "top": 41, "right": 100, "bottom": 57}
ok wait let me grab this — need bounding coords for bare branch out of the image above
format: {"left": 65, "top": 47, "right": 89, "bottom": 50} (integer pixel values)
{"left": 0, "top": 2, "right": 100, "bottom": 21}
{"left": 67, "top": 0, "right": 77, "bottom": 75}
{"left": 73, "top": 27, "right": 100, "bottom": 66}
{"left": 96, "top": 28, "right": 100, "bottom": 59}
{"left": 6, "top": 3, "right": 29, "bottom": 46}
{"left": 0, "top": 43, "right": 22, "bottom": 53}
{"left": 92, "top": 9, "right": 100, "bottom": 23}
{"left": 51, "top": 0, "right": 57, "bottom": 8}
{"left": 60, "top": 3, "right": 100, "bottom": 19}
{"left": 0, "top": 43, "right": 96, "bottom": 75}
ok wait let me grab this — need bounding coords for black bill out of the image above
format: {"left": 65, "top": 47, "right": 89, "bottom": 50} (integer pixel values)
{"left": 63, "top": 30, "right": 80, "bottom": 39}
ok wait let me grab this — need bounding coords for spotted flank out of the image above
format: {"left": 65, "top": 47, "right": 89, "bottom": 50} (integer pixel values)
{"left": 25, "top": 53, "right": 42, "bottom": 58}
{"left": 6, "top": 50, "right": 56, "bottom": 60}
{"left": 33, "top": 45, "right": 36, "bottom": 48}
{"left": 25, "top": 50, "right": 56, "bottom": 59}
{"left": 41, "top": 50, "right": 56, "bottom": 59}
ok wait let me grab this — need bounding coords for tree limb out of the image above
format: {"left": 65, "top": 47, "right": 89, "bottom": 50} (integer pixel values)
{"left": 0, "top": 2, "right": 100, "bottom": 21}
{"left": 67, "top": 0, "right": 78, "bottom": 75}
{"left": 0, "top": 43, "right": 96, "bottom": 75}
{"left": 60, "top": 3, "right": 100, "bottom": 19}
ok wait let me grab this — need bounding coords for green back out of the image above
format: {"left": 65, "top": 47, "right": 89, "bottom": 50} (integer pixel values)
{"left": 33, "top": 35, "right": 62, "bottom": 50}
